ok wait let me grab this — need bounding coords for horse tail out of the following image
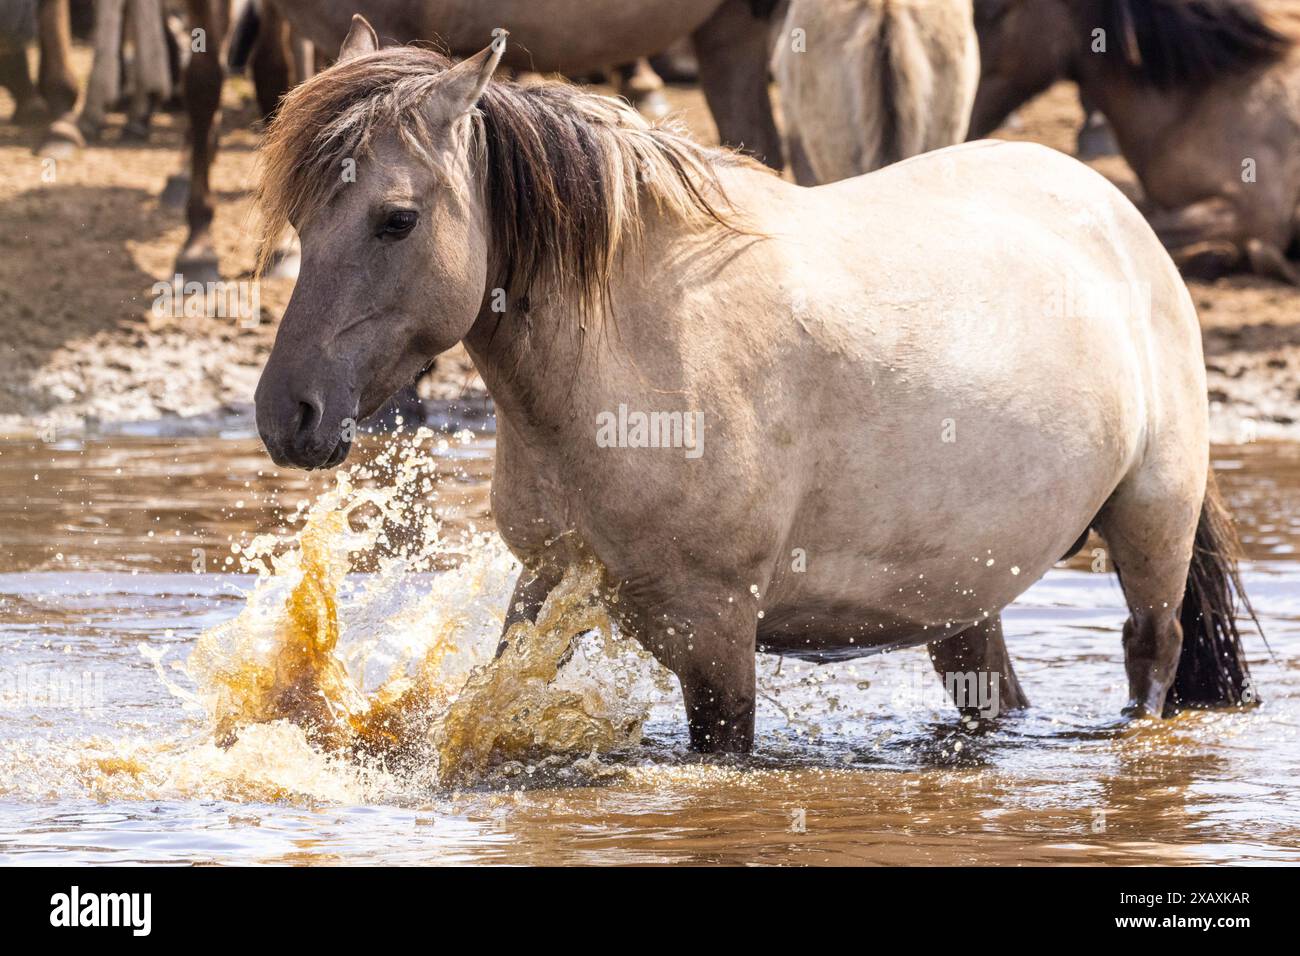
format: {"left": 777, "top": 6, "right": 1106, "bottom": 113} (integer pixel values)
{"left": 227, "top": 0, "right": 262, "bottom": 75}
{"left": 877, "top": 1, "right": 937, "bottom": 165}
{"left": 1167, "top": 470, "right": 1261, "bottom": 714}
{"left": 880, "top": 0, "right": 979, "bottom": 164}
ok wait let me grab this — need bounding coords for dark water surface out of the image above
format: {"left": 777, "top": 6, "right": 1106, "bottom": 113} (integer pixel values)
{"left": 0, "top": 436, "right": 1296, "bottom": 864}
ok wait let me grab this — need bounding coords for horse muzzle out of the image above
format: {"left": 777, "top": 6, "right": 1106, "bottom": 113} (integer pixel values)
{"left": 255, "top": 379, "right": 358, "bottom": 471}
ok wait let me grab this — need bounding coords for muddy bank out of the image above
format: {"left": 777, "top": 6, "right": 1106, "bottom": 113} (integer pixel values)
{"left": 0, "top": 51, "right": 1296, "bottom": 440}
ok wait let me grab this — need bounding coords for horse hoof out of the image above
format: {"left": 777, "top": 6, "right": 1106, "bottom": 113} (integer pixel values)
{"left": 121, "top": 120, "right": 151, "bottom": 142}
{"left": 160, "top": 173, "right": 190, "bottom": 209}
{"left": 36, "top": 121, "right": 84, "bottom": 160}
{"left": 174, "top": 254, "right": 222, "bottom": 287}
{"left": 263, "top": 246, "right": 301, "bottom": 281}
{"left": 630, "top": 89, "right": 671, "bottom": 122}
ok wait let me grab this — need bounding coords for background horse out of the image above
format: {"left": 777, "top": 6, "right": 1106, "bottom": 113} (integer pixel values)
{"left": 174, "top": 0, "right": 783, "bottom": 281}
{"left": 773, "top": 0, "right": 979, "bottom": 184}
{"left": 972, "top": 0, "right": 1300, "bottom": 283}
{"left": 251, "top": 22, "right": 1257, "bottom": 751}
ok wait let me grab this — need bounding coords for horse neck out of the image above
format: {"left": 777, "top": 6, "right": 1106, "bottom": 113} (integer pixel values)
{"left": 461, "top": 201, "right": 714, "bottom": 436}
{"left": 461, "top": 286, "right": 593, "bottom": 434}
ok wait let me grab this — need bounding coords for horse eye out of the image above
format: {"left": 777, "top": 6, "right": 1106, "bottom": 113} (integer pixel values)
{"left": 378, "top": 209, "right": 419, "bottom": 239}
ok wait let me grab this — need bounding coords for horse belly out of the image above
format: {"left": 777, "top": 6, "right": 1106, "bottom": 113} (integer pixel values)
{"left": 756, "top": 537, "right": 1066, "bottom": 662}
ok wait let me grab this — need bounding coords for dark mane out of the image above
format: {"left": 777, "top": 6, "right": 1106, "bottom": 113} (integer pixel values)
{"left": 256, "top": 46, "right": 761, "bottom": 311}
{"left": 1087, "top": 0, "right": 1294, "bottom": 89}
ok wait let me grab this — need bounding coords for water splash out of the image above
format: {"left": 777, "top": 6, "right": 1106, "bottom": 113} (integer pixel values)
{"left": 177, "top": 430, "right": 659, "bottom": 794}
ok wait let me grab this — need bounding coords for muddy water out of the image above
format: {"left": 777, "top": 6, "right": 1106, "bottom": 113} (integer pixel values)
{"left": 0, "top": 433, "right": 1297, "bottom": 865}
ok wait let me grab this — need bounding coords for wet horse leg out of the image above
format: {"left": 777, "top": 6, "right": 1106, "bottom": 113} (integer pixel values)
{"left": 36, "top": 0, "right": 83, "bottom": 157}
{"left": 928, "top": 615, "right": 1029, "bottom": 725}
{"left": 1093, "top": 470, "right": 1200, "bottom": 718}
{"left": 691, "top": 0, "right": 782, "bottom": 170}
{"left": 176, "top": 0, "right": 228, "bottom": 284}
{"left": 631, "top": 592, "right": 757, "bottom": 753}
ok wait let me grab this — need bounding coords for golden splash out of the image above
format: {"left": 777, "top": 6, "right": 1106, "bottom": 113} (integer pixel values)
{"left": 174, "top": 431, "right": 656, "bottom": 794}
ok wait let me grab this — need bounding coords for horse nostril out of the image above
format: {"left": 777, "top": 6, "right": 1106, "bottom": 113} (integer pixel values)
{"left": 295, "top": 399, "right": 321, "bottom": 438}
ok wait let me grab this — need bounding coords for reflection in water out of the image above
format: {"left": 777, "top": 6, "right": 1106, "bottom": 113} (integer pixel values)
{"left": 0, "top": 434, "right": 1297, "bottom": 864}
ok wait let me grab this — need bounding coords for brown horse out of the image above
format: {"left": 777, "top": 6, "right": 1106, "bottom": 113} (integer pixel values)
{"left": 972, "top": 0, "right": 1300, "bottom": 283}
{"left": 252, "top": 24, "right": 1258, "bottom": 752}
{"left": 7, "top": 0, "right": 80, "bottom": 147}
{"left": 175, "top": 0, "right": 784, "bottom": 282}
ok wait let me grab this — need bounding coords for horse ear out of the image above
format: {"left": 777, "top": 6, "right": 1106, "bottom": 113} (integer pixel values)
{"left": 338, "top": 14, "right": 379, "bottom": 63}
{"left": 437, "top": 32, "right": 508, "bottom": 115}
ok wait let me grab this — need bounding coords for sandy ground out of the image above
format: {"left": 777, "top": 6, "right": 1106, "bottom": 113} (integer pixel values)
{"left": 1, "top": 48, "right": 1297, "bottom": 440}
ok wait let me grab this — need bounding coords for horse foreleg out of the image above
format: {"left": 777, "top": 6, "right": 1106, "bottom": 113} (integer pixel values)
{"left": 494, "top": 564, "right": 565, "bottom": 659}
{"left": 1149, "top": 197, "right": 1300, "bottom": 285}
{"left": 176, "top": 0, "right": 228, "bottom": 284}
{"left": 928, "top": 615, "right": 1029, "bottom": 726}
{"left": 691, "top": 0, "right": 782, "bottom": 170}
{"left": 645, "top": 596, "right": 757, "bottom": 753}
{"left": 250, "top": 0, "right": 292, "bottom": 121}
{"left": 35, "top": 0, "right": 83, "bottom": 157}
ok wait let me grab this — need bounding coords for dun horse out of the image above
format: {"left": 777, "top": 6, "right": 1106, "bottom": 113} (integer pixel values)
{"left": 971, "top": 0, "right": 1300, "bottom": 283}
{"left": 774, "top": 0, "right": 979, "bottom": 184}
{"left": 254, "top": 20, "right": 1258, "bottom": 752}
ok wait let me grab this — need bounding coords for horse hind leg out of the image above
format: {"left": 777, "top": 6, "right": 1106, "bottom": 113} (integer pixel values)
{"left": 1095, "top": 465, "right": 1255, "bottom": 718}
{"left": 928, "top": 614, "right": 1029, "bottom": 727}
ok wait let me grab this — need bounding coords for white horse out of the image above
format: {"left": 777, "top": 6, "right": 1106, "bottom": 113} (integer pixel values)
{"left": 774, "top": 0, "right": 980, "bottom": 183}
{"left": 252, "top": 20, "right": 1257, "bottom": 753}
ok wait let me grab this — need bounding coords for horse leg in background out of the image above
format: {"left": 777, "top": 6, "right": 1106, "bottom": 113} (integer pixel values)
{"left": 36, "top": 0, "right": 83, "bottom": 157}
{"left": 1148, "top": 198, "right": 1299, "bottom": 285}
{"left": 175, "top": 0, "right": 228, "bottom": 284}
{"left": 614, "top": 58, "right": 669, "bottom": 121}
{"left": 649, "top": 38, "right": 698, "bottom": 84}
{"left": 75, "top": 0, "right": 124, "bottom": 144}
{"left": 0, "top": 37, "right": 43, "bottom": 124}
{"left": 691, "top": 0, "right": 782, "bottom": 170}
{"left": 786, "top": 132, "right": 817, "bottom": 187}
{"left": 928, "top": 615, "right": 1029, "bottom": 727}
{"left": 250, "top": 0, "right": 291, "bottom": 119}
{"left": 121, "top": 0, "right": 173, "bottom": 140}
{"left": 1075, "top": 89, "right": 1117, "bottom": 160}
{"left": 247, "top": 2, "right": 301, "bottom": 279}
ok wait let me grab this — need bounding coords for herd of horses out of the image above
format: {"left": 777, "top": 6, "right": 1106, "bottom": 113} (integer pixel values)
{"left": 6, "top": 0, "right": 1291, "bottom": 750}
{"left": 5, "top": 0, "right": 1300, "bottom": 285}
